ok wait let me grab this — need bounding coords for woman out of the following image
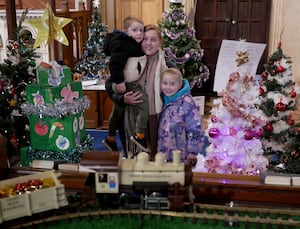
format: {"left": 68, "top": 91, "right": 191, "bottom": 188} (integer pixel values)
{"left": 105, "top": 24, "right": 171, "bottom": 160}
{"left": 125, "top": 24, "right": 170, "bottom": 159}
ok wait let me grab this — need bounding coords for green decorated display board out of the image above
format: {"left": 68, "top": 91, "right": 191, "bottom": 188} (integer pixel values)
{"left": 21, "top": 62, "right": 91, "bottom": 164}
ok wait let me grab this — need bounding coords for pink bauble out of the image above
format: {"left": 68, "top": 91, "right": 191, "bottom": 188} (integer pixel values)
{"left": 229, "top": 127, "right": 237, "bottom": 136}
{"left": 211, "top": 115, "right": 218, "bottom": 123}
{"left": 244, "top": 129, "right": 254, "bottom": 140}
{"left": 209, "top": 127, "right": 220, "bottom": 138}
{"left": 255, "top": 128, "right": 264, "bottom": 138}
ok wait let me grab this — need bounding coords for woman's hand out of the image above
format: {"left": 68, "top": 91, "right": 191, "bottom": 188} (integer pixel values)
{"left": 124, "top": 91, "right": 143, "bottom": 105}
{"left": 116, "top": 82, "right": 126, "bottom": 93}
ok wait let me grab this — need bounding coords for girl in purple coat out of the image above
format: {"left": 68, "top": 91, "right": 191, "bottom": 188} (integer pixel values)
{"left": 157, "top": 68, "right": 204, "bottom": 162}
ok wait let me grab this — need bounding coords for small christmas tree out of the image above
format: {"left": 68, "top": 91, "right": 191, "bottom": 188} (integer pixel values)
{"left": 158, "top": 0, "right": 209, "bottom": 88}
{"left": 193, "top": 41, "right": 268, "bottom": 175}
{"left": 258, "top": 42, "right": 299, "bottom": 171}
{"left": 75, "top": 1, "right": 109, "bottom": 79}
{"left": 0, "top": 10, "right": 38, "bottom": 150}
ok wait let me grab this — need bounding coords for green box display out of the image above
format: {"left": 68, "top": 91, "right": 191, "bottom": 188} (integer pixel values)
{"left": 25, "top": 81, "right": 83, "bottom": 105}
{"left": 28, "top": 113, "right": 86, "bottom": 152}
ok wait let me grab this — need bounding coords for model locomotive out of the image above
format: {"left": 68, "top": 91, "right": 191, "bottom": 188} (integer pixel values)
{"left": 80, "top": 150, "right": 193, "bottom": 210}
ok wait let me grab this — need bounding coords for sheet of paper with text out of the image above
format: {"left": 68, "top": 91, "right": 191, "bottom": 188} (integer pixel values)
{"left": 213, "top": 39, "right": 266, "bottom": 94}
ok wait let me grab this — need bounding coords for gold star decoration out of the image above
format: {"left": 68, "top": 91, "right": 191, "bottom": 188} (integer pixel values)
{"left": 9, "top": 99, "right": 16, "bottom": 107}
{"left": 26, "top": 3, "right": 72, "bottom": 49}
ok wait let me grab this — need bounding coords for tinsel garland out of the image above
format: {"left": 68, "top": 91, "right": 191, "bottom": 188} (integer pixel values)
{"left": 164, "top": 47, "right": 204, "bottom": 64}
{"left": 23, "top": 134, "right": 94, "bottom": 163}
{"left": 221, "top": 72, "right": 260, "bottom": 123}
{"left": 163, "top": 27, "right": 194, "bottom": 40}
{"left": 21, "top": 96, "right": 90, "bottom": 118}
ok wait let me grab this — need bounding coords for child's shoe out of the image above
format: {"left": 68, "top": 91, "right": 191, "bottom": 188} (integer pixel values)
{"left": 130, "top": 135, "right": 148, "bottom": 152}
{"left": 102, "top": 138, "right": 118, "bottom": 151}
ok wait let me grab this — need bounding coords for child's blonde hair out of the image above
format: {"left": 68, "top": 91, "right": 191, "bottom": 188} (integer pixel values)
{"left": 161, "top": 68, "right": 183, "bottom": 88}
{"left": 123, "top": 16, "right": 144, "bottom": 30}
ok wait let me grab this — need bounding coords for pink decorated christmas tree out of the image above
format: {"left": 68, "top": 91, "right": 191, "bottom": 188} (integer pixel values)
{"left": 194, "top": 41, "right": 269, "bottom": 175}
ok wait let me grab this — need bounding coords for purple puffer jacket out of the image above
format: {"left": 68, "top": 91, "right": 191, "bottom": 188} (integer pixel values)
{"left": 157, "top": 79, "right": 204, "bottom": 161}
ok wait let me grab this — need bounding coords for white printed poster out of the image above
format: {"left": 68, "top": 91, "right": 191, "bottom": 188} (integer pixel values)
{"left": 213, "top": 39, "right": 266, "bottom": 94}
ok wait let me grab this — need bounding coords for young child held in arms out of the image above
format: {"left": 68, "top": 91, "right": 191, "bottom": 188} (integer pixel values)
{"left": 103, "top": 16, "right": 149, "bottom": 153}
{"left": 157, "top": 68, "right": 204, "bottom": 163}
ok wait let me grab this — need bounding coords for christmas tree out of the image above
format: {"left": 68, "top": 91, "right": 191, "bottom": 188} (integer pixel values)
{"left": 258, "top": 42, "right": 299, "bottom": 172}
{"left": 158, "top": 0, "right": 209, "bottom": 88}
{"left": 75, "top": 0, "right": 109, "bottom": 79}
{"left": 0, "top": 10, "right": 38, "bottom": 151}
{"left": 193, "top": 41, "right": 269, "bottom": 175}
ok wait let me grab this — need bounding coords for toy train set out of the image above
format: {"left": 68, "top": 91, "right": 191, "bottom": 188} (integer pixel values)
{"left": 8, "top": 203, "right": 300, "bottom": 228}
{"left": 2, "top": 151, "right": 300, "bottom": 227}
{"left": 79, "top": 150, "right": 194, "bottom": 210}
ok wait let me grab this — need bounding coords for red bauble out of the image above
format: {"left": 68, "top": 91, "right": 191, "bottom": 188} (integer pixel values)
{"left": 208, "top": 127, "right": 220, "bottom": 138}
{"left": 244, "top": 129, "right": 254, "bottom": 140}
{"left": 259, "top": 86, "right": 264, "bottom": 95}
{"left": 277, "top": 65, "right": 285, "bottom": 73}
{"left": 265, "top": 123, "right": 273, "bottom": 132}
{"left": 275, "top": 100, "right": 286, "bottom": 111}
{"left": 10, "top": 135, "right": 17, "bottom": 141}
{"left": 287, "top": 116, "right": 295, "bottom": 125}
{"left": 290, "top": 89, "right": 297, "bottom": 98}
{"left": 268, "top": 60, "right": 274, "bottom": 65}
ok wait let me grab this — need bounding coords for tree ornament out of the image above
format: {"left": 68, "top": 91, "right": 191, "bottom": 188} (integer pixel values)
{"left": 287, "top": 115, "right": 295, "bottom": 125}
{"left": 265, "top": 123, "right": 273, "bottom": 132}
{"left": 229, "top": 127, "right": 237, "bottom": 136}
{"left": 10, "top": 135, "right": 18, "bottom": 148}
{"left": 255, "top": 128, "right": 264, "bottom": 138}
{"left": 208, "top": 127, "right": 220, "bottom": 138}
{"left": 244, "top": 129, "right": 254, "bottom": 140}
{"left": 289, "top": 89, "right": 297, "bottom": 98}
{"left": 277, "top": 64, "right": 285, "bottom": 73}
{"left": 259, "top": 86, "right": 264, "bottom": 95}
{"left": 290, "top": 150, "right": 299, "bottom": 158}
{"left": 275, "top": 98, "right": 286, "bottom": 111}
{"left": 211, "top": 115, "right": 218, "bottom": 123}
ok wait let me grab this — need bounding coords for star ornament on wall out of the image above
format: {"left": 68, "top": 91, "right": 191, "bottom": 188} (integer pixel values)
{"left": 26, "top": 3, "right": 72, "bottom": 49}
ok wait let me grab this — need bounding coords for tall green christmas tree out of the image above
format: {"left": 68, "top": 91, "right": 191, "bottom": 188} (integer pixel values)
{"left": 258, "top": 42, "right": 299, "bottom": 172}
{"left": 158, "top": 0, "right": 209, "bottom": 88}
{"left": 75, "top": 1, "right": 109, "bottom": 79}
{"left": 0, "top": 10, "right": 38, "bottom": 150}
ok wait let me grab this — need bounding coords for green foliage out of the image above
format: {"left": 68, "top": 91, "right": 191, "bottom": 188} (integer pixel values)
{"left": 0, "top": 10, "right": 38, "bottom": 140}
{"left": 158, "top": 2, "right": 209, "bottom": 88}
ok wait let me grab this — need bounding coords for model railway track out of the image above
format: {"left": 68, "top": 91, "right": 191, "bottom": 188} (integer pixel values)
{"left": 10, "top": 203, "right": 300, "bottom": 228}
